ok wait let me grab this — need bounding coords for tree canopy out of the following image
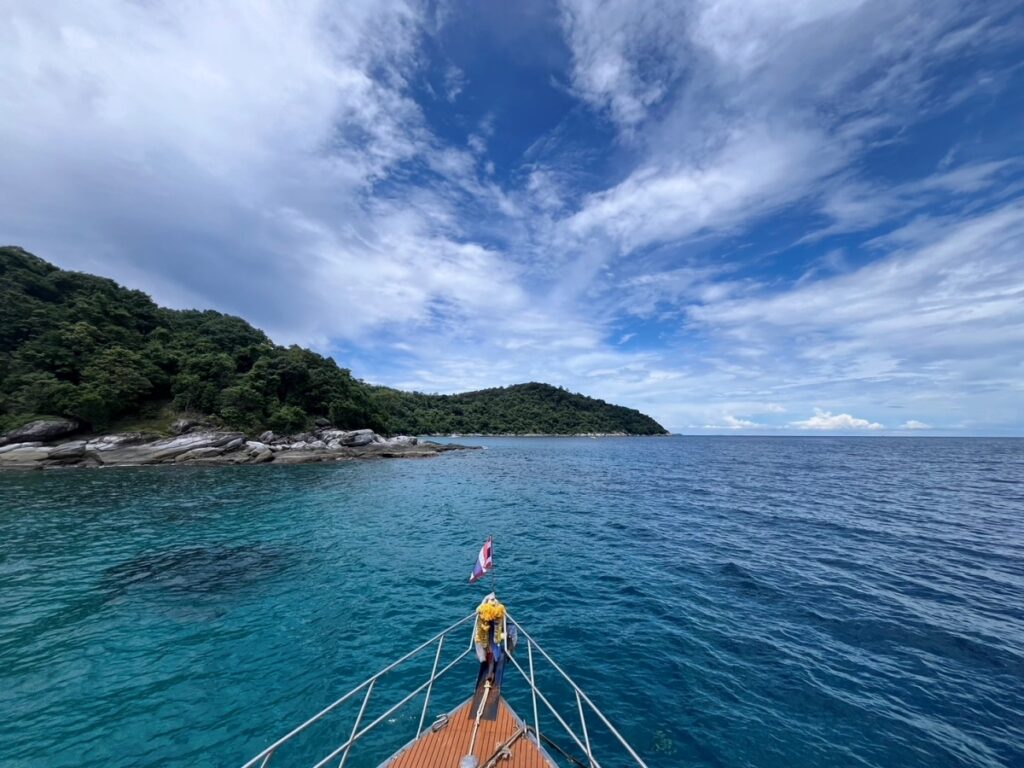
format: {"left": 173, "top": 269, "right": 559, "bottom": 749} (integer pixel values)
{"left": 0, "top": 247, "right": 668, "bottom": 436}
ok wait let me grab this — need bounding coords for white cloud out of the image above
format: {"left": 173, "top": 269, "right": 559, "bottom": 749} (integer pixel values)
{"left": 558, "top": 0, "right": 687, "bottom": 130}
{"left": 790, "top": 409, "right": 884, "bottom": 430}
{"left": 566, "top": 125, "right": 845, "bottom": 255}
{"left": 352, "top": 198, "right": 1024, "bottom": 431}
{"left": 0, "top": 0, "right": 543, "bottom": 353}
{"left": 807, "top": 160, "right": 1018, "bottom": 241}
{"left": 0, "top": 0, "right": 430, "bottom": 304}
{"left": 670, "top": 200, "right": 1024, "bottom": 432}
{"left": 901, "top": 420, "right": 931, "bottom": 430}
{"left": 690, "top": 201, "right": 1024, "bottom": 346}
{"left": 0, "top": 0, "right": 1020, "bottom": 435}
{"left": 693, "top": 0, "right": 868, "bottom": 74}
{"left": 703, "top": 414, "right": 764, "bottom": 429}
{"left": 444, "top": 64, "right": 467, "bottom": 102}
{"left": 554, "top": 0, "right": 1015, "bottom": 270}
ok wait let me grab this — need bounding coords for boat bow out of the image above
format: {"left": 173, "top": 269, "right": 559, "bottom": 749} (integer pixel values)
{"left": 241, "top": 611, "right": 648, "bottom": 768}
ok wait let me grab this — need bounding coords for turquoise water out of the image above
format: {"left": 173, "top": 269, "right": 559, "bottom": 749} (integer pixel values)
{"left": 1, "top": 437, "right": 1022, "bottom": 768}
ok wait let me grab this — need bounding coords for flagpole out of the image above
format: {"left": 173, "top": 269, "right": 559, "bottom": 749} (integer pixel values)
{"left": 490, "top": 534, "right": 497, "bottom": 596}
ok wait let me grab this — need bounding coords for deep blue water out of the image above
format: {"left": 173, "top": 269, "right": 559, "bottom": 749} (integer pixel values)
{"left": 1, "top": 437, "right": 1022, "bottom": 768}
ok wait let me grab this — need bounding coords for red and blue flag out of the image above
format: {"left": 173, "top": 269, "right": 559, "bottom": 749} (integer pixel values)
{"left": 469, "top": 538, "right": 493, "bottom": 583}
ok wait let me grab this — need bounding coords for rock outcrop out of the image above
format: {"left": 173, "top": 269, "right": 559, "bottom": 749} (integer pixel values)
{"left": 0, "top": 418, "right": 80, "bottom": 446}
{"left": 0, "top": 424, "right": 466, "bottom": 470}
{"left": 170, "top": 418, "right": 201, "bottom": 435}
{"left": 340, "top": 428, "right": 375, "bottom": 447}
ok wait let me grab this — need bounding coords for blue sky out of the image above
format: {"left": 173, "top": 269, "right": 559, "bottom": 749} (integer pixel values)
{"left": 1, "top": 0, "right": 1022, "bottom": 434}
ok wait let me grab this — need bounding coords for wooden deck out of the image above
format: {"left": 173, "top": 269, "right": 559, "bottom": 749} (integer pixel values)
{"left": 383, "top": 697, "right": 555, "bottom": 768}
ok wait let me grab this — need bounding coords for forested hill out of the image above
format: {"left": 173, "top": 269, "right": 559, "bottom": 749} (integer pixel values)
{"left": 0, "top": 247, "right": 668, "bottom": 436}
{"left": 369, "top": 382, "right": 667, "bottom": 435}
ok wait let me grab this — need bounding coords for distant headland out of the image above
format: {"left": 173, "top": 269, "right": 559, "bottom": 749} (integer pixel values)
{"left": 0, "top": 246, "right": 668, "bottom": 465}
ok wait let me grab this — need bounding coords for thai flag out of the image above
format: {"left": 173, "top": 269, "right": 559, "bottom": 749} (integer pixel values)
{"left": 469, "top": 538, "right": 493, "bottom": 583}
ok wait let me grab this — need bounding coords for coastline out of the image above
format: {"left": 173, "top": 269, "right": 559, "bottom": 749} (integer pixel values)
{"left": 0, "top": 424, "right": 475, "bottom": 471}
{"left": 0, "top": 419, "right": 670, "bottom": 471}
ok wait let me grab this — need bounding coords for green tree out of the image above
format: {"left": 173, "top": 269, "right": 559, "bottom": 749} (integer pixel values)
{"left": 268, "top": 405, "right": 307, "bottom": 434}
{"left": 71, "top": 346, "right": 156, "bottom": 428}
{"left": 171, "top": 353, "right": 234, "bottom": 413}
{"left": 0, "top": 247, "right": 668, "bottom": 437}
{"left": 220, "top": 383, "right": 267, "bottom": 429}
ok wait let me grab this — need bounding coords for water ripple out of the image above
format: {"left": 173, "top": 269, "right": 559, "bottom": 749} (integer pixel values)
{"left": 0, "top": 437, "right": 1022, "bottom": 768}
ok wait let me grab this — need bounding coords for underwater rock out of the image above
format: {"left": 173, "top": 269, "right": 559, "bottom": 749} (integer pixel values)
{"left": 104, "top": 545, "right": 292, "bottom": 596}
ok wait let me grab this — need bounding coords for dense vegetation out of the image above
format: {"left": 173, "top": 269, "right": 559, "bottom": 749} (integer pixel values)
{"left": 0, "top": 247, "right": 668, "bottom": 436}
{"left": 369, "top": 382, "right": 667, "bottom": 435}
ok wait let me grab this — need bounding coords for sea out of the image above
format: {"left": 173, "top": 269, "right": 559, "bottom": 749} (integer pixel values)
{"left": 0, "top": 436, "right": 1021, "bottom": 768}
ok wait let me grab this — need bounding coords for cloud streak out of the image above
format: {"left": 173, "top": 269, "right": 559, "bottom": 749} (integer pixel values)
{"left": 1, "top": 0, "right": 1021, "bottom": 433}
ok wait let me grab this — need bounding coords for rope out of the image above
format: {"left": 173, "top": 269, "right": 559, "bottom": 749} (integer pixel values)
{"left": 466, "top": 679, "right": 491, "bottom": 758}
{"left": 480, "top": 727, "right": 527, "bottom": 768}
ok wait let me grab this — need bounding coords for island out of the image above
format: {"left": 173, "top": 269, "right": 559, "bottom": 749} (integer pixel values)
{"left": 0, "top": 246, "right": 668, "bottom": 468}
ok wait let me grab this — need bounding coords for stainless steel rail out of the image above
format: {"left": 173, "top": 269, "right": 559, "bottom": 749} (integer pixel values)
{"left": 241, "top": 612, "right": 476, "bottom": 768}
{"left": 241, "top": 611, "right": 649, "bottom": 768}
{"left": 505, "top": 611, "right": 649, "bottom": 768}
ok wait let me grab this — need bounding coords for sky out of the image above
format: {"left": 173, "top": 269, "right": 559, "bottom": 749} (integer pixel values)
{"left": 1, "top": 0, "right": 1023, "bottom": 435}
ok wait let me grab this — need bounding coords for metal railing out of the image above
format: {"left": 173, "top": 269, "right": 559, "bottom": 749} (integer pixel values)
{"left": 241, "top": 612, "right": 476, "bottom": 768}
{"left": 504, "top": 612, "right": 649, "bottom": 768}
{"left": 241, "top": 611, "right": 648, "bottom": 768}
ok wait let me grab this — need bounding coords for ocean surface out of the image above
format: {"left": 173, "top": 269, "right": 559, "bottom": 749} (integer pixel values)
{"left": 1, "top": 437, "right": 1022, "bottom": 768}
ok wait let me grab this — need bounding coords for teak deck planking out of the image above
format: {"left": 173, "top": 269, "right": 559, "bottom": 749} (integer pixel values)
{"left": 384, "top": 697, "right": 554, "bottom": 768}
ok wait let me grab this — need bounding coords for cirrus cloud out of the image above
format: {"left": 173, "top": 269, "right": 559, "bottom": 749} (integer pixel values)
{"left": 1, "top": 0, "right": 1021, "bottom": 434}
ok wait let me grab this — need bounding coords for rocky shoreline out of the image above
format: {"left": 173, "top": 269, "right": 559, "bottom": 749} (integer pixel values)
{"left": 0, "top": 419, "right": 473, "bottom": 470}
